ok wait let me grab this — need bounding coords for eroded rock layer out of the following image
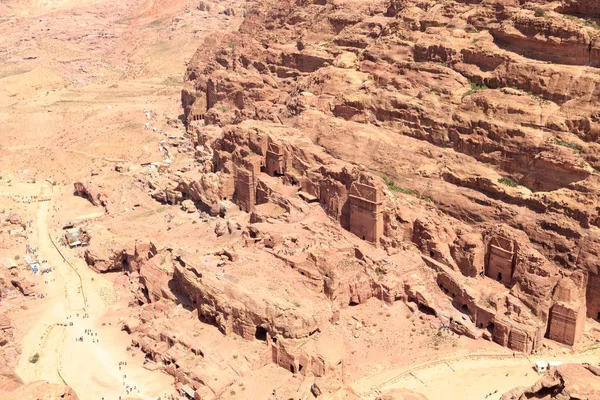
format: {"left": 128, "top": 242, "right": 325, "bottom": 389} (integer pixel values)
{"left": 103, "top": 0, "right": 600, "bottom": 397}
{"left": 181, "top": 0, "right": 600, "bottom": 349}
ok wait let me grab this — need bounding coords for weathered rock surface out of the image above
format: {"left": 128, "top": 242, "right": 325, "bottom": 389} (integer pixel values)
{"left": 84, "top": 241, "right": 157, "bottom": 273}
{"left": 106, "top": 1, "right": 600, "bottom": 397}
{"left": 0, "top": 380, "right": 79, "bottom": 400}
{"left": 175, "top": 0, "right": 600, "bottom": 355}
{"left": 4, "top": 212, "right": 21, "bottom": 226}
{"left": 73, "top": 179, "right": 113, "bottom": 213}
{"left": 501, "top": 363, "right": 600, "bottom": 400}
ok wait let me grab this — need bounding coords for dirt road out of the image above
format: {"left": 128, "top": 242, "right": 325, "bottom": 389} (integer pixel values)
{"left": 355, "top": 351, "right": 600, "bottom": 400}
{"left": 15, "top": 182, "right": 176, "bottom": 399}
{"left": 1, "top": 1, "right": 244, "bottom": 396}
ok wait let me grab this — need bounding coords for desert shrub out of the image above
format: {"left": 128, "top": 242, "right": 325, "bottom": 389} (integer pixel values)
{"left": 463, "top": 80, "right": 488, "bottom": 97}
{"left": 383, "top": 176, "right": 414, "bottom": 194}
{"left": 555, "top": 138, "right": 581, "bottom": 154}
{"left": 498, "top": 178, "right": 519, "bottom": 187}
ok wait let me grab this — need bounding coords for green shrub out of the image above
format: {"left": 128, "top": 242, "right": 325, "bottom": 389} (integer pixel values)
{"left": 463, "top": 81, "right": 488, "bottom": 97}
{"left": 29, "top": 353, "right": 39, "bottom": 364}
{"left": 555, "top": 138, "right": 580, "bottom": 154}
{"left": 470, "top": 81, "right": 488, "bottom": 91}
{"left": 498, "top": 178, "right": 519, "bottom": 187}
{"left": 382, "top": 176, "right": 415, "bottom": 195}
{"left": 535, "top": 8, "right": 545, "bottom": 18}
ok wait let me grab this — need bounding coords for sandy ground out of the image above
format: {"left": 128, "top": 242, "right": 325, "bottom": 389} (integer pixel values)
{"left": 375, "top": 351, "right": 600, "bottom": 400}
{"left": 354, "top": 345, "right": 600, "bottom": 400}
{"left": 0, "top": 0, "right": 243, "bottom": 182}
{"left": 9, "top": 181, "right": 177, "bottom": 399}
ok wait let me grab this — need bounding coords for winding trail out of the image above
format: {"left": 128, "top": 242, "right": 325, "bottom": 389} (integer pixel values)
{"left": 354, "top": 348, "right": 600, "bottom": 400}
{"left": 15, "top": 181, "right": 176, "bottom": 400}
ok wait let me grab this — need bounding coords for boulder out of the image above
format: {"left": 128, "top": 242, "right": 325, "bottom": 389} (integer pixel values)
{"left": 181, "top": 199, "right": 197, "bottom": 213}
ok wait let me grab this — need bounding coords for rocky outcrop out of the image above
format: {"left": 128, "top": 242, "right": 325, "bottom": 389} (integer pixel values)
{"left": 0, "top": 380, "right": 79, "bottom": 400}
{"left": 84, "top": 244, "right": 123, "bottom": 272}
{"left": 0, "top": 316, "right": 20, "bottom": 392}
{"left": 173, "top": 250, "right": 333, "bottom": 340}
{"left": 557, "top": 0, "right": 600, "bottom": 19}
{"left": 84, "top": 241, "right": 157, "bottom": 273}
{"left": 73, "top": 180, "right": 113, "bottom": 212}
{"left": 175, "top": 0, "right": 600, "bottom": 360}
{"left": 4, "top": 212, "right": 21, "bottom": 226}
{"left": 0, "top": 359, "right": 23, "bottom": 393}
{"left": 9, "top": 277, "right": 34, "bottom": 296}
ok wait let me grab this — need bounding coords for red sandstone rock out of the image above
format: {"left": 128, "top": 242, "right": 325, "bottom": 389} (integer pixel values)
{"left": 9, "top": 277, "right": 34, "bottom": 296}
{"left": 61, "top": 1, "right": 600, "bottom": 396}
{"left": 5, "top": 212, "right": 21, "bottom": 226}
{"left": 178, "top": 0, "right": 600, "bottom": 355}
{"left": 0, "top": 380, "right": 79, "bottom": 400}
{"left": 73, "top": 180, "right": 113, "bottom": 212}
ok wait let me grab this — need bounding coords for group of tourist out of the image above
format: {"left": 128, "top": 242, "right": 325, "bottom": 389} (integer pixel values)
{"left": 3, "top": 194, "right": 38, "bottom": 204}
{"left": 25, "top": 242, "right": 38, "bottom": 255}
{"left": 85, "top": 328, "right": 100, "bottom": 343}
{"left": 118, "top": 360, "right": 140, "bottom": 397}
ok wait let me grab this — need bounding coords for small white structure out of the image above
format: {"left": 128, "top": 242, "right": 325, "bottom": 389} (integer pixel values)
{"left": 30, "top": 263, "right": 40, "bottom": 274}
{"left": 535, "top": 361, "right": 548, "bottom": 373}
{"left": 23, "top": 256, "right": 40, "bottom": 274}
{"left": 548, "top": 361, "right": 563, "bottom": 370}
{"left": 23, "top": 255, "right": 35, "bottom": 265}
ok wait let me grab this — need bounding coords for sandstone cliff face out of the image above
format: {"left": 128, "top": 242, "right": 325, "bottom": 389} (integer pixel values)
{"left": 174, "top": 0, "right": 600, "bottom": 356}
{"left": 558, "top": 0, "right": 600, "bottom": 19}
{"left": 173, "top": 250, "right": 334, "bottom": 340}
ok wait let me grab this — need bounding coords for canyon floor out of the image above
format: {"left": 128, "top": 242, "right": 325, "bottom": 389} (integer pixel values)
{"left": 1, "top": 0, "right": 600, "bottom": 400}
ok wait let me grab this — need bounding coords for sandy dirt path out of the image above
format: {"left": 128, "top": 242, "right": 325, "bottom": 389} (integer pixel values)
{"left": 357, "top": 352, "right": 600, "bottom": 400}
{"left": 15, "top": 182, "right": 177, "bottom": 400}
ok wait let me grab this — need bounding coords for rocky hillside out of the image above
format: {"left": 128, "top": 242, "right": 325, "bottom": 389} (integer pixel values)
{"left": 179, "top": 0, "right": 600, "bottom": 353}
{"left": 91, "top": 0, "right": 600, "bottom": 397}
